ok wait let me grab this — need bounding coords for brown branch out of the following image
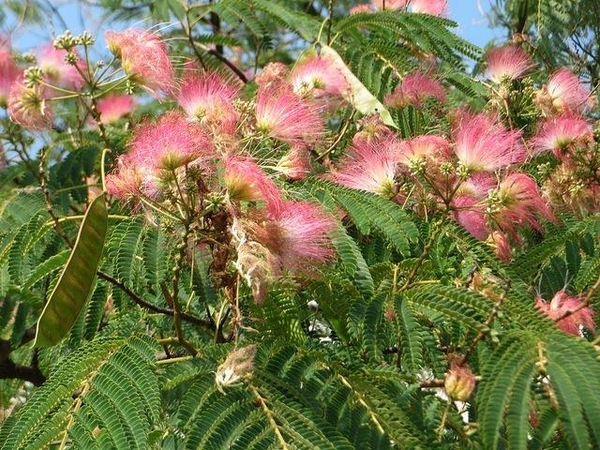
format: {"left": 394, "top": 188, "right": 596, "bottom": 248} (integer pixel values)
{"left": 97, "top": 270, "right": 215, "bottom": 331}
{"left": 0, "top": 339, "right": 46, "bottom": 386}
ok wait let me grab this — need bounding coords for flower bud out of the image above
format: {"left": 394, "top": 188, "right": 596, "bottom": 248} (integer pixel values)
{"left": 444, "top": 360, "right": 476, "bottom": 401}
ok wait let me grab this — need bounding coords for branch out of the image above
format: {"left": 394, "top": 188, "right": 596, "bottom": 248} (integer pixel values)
{"left": 97, "top": 270, "right": 215, "bottom": 331}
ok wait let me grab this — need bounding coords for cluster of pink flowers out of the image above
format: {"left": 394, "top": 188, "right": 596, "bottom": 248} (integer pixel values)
{"left": 101, "top": 30, "right": 346, "bottom": 303}
{"left": 329, "top": 106, "right": 553, "bottom": 262}
{"left": 351, "top": 0, "right": 448, "bottom": 16}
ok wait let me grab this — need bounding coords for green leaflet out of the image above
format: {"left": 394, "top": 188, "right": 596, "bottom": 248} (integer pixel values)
{"left": 34, "top": 194, "right": 108, "bottom": 348}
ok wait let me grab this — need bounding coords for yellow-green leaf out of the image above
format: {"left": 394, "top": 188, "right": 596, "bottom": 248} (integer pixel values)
{"left": 319, "top": 45, "right": 397, "bottom": 128}
{"left": 34, "top": 194, "right": 108, "bottom": 348}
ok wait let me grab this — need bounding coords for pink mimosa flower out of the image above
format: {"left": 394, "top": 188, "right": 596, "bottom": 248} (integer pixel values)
{"left": 0, "top": 49, "right": 20, "bottom": 107}
{"left": 487, "top": 231, "right": 512, "bottom": 263}
{"left": 371, "top": 0, "right": 409, "bottom": 10}
{"left": 490, "top": 172, "right": 553, "bottom": 238}
{"left": 536, "top": 68, "right": 595, "bottom": 115}
{"left": 484, "top": 45, "right": 534, "bottom": 83}
{"left": 106, "top": 162, "right": 143, "bottom": 200}
{"left": 177, "top": 70, "right": 240, "bottom": 135}
{"left": 96, "top": 94, "right": 136, "bottom": 125}
{"left": 127, "top": 111, "right": 212, "bottom": 171}
{"left": 452, "top": 173, "right": 496, "bottom": 240}
{"left": 536, "top": 290, "right": 595, "bottom": 336}
{"left": 453, "top": 111, "right": 525, "bottom": 172}
{"left": 224, "top": 155, "right": 282, "bottom": 209}
{"left": 385, "top": 72, "right": 446, "bottom": 108}
{"left": 290, "top": 53, "right": 350, "bottom": 99}
{"left": 532, "top": 115, "right": 594, "bottom": 157}
{"left": 35, "top": 44, "right": 85, "bottom": 90}
{"left": 255, "top": 85, "right": 325, "bottom": 145}
{"left": 8, "top": 77, "right": 52, "bottom": 130}
{"left": 330, "top": 134, "right": 399, "bottom": 197}
{"left": 105, "top": 28, "right": 175, "bottom": 96}
{"left": 107, "top": 111, "right": 213, "bottom": 200}
{"left": 350, "top": 4, "right": 375, "bottom": 14}
{"left": 396, "top": 134, "right": 452, "bottom": 167}
{"left": 410, "top": 0, "right": 448, "bottom": 16}
{"left": 275, "top": 145, "right": 312, "bottom": 180}
{"left": 260, "top": 200, "right": 337, "bottom": 274}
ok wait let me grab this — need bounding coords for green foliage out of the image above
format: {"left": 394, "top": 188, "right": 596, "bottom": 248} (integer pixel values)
{"left": 0, "top": 1, "right": 599, "bottom": 449}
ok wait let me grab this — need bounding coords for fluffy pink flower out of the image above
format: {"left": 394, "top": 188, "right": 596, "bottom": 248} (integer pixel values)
{"left": 290, "top": 53, "right": 350, "bottom": 99}
{"left": 8, "top": 77, "right": 52, "bottom": 130}
{"left": 275, "top": 145, "right": 312, "bottom": 180}
{"left": 330, "top": 134, "right": 399, "bottom": 197}
{"left": 484, "top": 45, "right": 534, "bottom": 83}
{"left": 385, "top": 72, "right": 446, "bottom": 108}
{"left": 0, "top": 49, "right": 20, "bottom": 107}
{"left": 106, "top": 162, "right": 143, "bottom": 200}
{"left": 410, "top": 0, "right": 448, "bottom": 16}
{"left": 536, "top": 68, "right": 595, "bottom": 115}
{"left": 255, "top": 86, "right": 325, "bottom": 145}
{"left": 350, "top": 4, "right": 375, "bottom": 14}
{"left": 35, "top": 44, "right": 85, "bottom": 90}
{"left": 224, "top": 155, "right": 282, "bottom": 209}
{"left": 371, "top": 0, "right": 409, "bottom": 10}
{"left": 536, "top": 290, "right": 595, "bottom": 336}
{"left": 490, "top": 172, "right": 553, "bottom": 238}
{"left": 107, "top": 111, "right": 212, "bottom": 199}
{"left": 532, "top": 115, "right": 594, "bottom": 157}
{"left": 177, "top": 70, "right": 240, "bottom": 134}
{"left": 396, "top": 134, "right": 452, "bottom": 167}
{"left": 128, "top": 111, "right": 211, "bottom": 170}
{"left": 261, "top": 200, "right": 337, "bottom": 274}
{"left": 453, "top": 111, "right": 525, "bottom": 172}
{"left": 452, "top": 173, "right": 496, "bottom": 240}
{"left": 105, "top": 28, "right": 175, "bottom": 96}
{"left": 96, "top": 94, "right": 136, "bottom": 125}
{"left": 487, "top": 231, "right": 512, "bottom": 262}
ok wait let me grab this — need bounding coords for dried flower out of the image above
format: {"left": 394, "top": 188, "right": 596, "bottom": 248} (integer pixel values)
{"left": 453, "top": 111, "right": 525, "bottom": 172}
{"left": 444, "top": 357, "right": 476, "bottom": 401}
{"left": 105, "top": 28, "right": 175, "bottom": 95}
{"left": 385, "top": 72, "right": 446, "bottom": 108}
{"left": 536, "top": 290, "right": 595, "bottom": 336}
{"left": 484, "top": 45, "right": 534, "bottom": 83}
{"left": 215, "top": 344, "right": 257, "bottom": 392}
{"left": 177, "top": 70, "right": 240, "bottom": 135}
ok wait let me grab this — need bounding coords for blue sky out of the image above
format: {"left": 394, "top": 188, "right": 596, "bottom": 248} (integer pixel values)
{"left": 447, "top": 0, "right": 502, "bottom": 48}
{"left": 6, "top": 1, "right": 502, "bottom": 52}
